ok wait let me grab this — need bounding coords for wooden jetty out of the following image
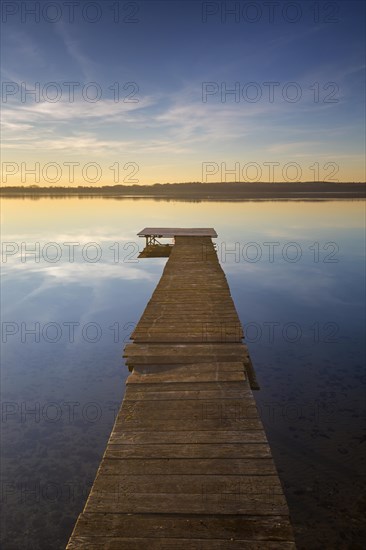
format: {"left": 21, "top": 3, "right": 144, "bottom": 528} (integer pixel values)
{"left": 67, "top": 228, "right": 295, "bottom": 549}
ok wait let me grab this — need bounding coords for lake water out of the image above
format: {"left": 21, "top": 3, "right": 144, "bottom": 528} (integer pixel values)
{"left": 1, "top": 197, "right": 365, "bottom": 549}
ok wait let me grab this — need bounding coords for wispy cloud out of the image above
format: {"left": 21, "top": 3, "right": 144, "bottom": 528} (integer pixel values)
{"left": 55, "top": 23, "right": 96, "bottom": 81}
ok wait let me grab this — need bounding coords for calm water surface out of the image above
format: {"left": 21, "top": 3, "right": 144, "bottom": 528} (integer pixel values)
{"left": 1, "top": 198, "right": 365, "bottom": 549}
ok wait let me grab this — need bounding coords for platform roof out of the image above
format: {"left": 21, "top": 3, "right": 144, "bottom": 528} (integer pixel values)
{"left": 137, "top": 227, "right": 218, "bottom": 238}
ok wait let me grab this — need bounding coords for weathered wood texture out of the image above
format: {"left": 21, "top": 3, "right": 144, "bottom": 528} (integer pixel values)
{"left": 67, "top": 235, "right": 295, "bottom": 549}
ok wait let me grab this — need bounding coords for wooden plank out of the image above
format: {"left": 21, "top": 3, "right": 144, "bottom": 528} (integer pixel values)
{"left": 89, "top": 474, "right": 283, "bottom": 494}
{"left": 118, "top": 399, "right": 259, "bottom": 419}
{"left": 132, "top": 333, "right": 243, "bottom": 340}
{"left": 112, "top": 418, "right": 263, "bottom": 431}
{"left": 86, "top": 491, "right": 288, "bottom": 515}
{"left": 141, "top": 302, "right": 239, "bottom": 308}
{"left": 136, "top": 316, "right": 242, "bottom": 323}
{"left": 124, "top": 380, "right": 250, "bottom": 392}
{"left": 126, "top": 370, "right": 246, "bottom": 383}
{"left": 125, "top": 360, "right": 246, "bottom": 368}
{"left": 133, "top": 322, "right": 242, "bottom": 329}
{"left": 124, "top": 344, "right": 249, "bottom": 364}
{"left": 125, "top": 346, "right": 248, "bottom": 357}
{"left": 98, "top": 458, "right": 276, "bottom": 476}
{"left": 105, "top": 443, "right": 271, "bottom": 459}
{"left": 132, "top": 323, "right": 243, "bottom": 329}
{"left": 132, "top": 334, "right": 243, "bottom": 343}
{"left": 124, "top": 344, "right": 249, "bottom": 356}
{"left": 123, "top": 387, "right": 251, "bottom": 400}
{"left": 67, "top": 536, "right": 296, "bottom": 549}
{"left": 138, "top": 311, "right": 241, "bottom": 317}
{"left": 132, "top": 326, "right": 244, "bottom": 341}
{"left": 130, "top": 362, "right": 247, "bottom": 373}
{"left": 155, "top": 282, "right": 229, "bottom": 287}
{"left": 109, "top": 430, "right": 268, "bottom": 445}
{"left": 68, "top": 513, "right": 294, "bottom": 542}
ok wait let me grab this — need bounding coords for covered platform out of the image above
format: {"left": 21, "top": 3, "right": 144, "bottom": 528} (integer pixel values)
{"left": 137, "top": 227, "right": 218, "bottom": 257}
{"left": 138, "top": 227, "right": 218, "bottom": 239}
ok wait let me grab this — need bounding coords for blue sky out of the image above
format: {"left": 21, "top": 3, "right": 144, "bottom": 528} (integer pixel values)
{"left": 1, "top": 0, "right": 365, "bottom": 184}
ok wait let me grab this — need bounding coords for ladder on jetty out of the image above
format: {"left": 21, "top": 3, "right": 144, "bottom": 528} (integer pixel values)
{"left": 67, "top": 228, "right": 295, "bottom": 549}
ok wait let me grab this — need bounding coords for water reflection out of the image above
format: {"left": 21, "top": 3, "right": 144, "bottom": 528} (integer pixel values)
{"left": 1, "top": 198, "right": 365, "bottom": 548}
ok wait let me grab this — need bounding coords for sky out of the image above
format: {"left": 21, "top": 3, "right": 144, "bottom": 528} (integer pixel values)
{"left": 1, "top": 0, "right": 365, "bottom": 185}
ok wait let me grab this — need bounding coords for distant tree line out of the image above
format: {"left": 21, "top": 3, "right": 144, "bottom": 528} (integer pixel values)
{"left": 1, "top": 182, "right": 365, "bottom": 198}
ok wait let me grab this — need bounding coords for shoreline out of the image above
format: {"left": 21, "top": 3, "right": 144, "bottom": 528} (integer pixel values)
{"left": 2, "top": 183, "right": 365, "bottom": 200}
{"left": 2, "top": 193, "right": 365, "bottom": 200}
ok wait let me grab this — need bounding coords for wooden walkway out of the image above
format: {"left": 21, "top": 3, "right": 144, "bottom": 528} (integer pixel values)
{"left": 67, "top": 235, "right": 295, "bottom": 549}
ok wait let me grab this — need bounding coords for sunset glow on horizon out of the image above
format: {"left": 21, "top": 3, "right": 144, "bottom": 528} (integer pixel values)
{"left": 1, "top": 0, "right": 365, "bottom": 186}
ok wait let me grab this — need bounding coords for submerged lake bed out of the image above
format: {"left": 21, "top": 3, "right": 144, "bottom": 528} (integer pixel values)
{"left": 1, "top": 197, "right": 365, "bottom": 549}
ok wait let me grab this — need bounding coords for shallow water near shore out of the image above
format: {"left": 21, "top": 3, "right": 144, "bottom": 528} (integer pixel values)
{"left": 1, "top": 197, "right": 365, "bottom": 549}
